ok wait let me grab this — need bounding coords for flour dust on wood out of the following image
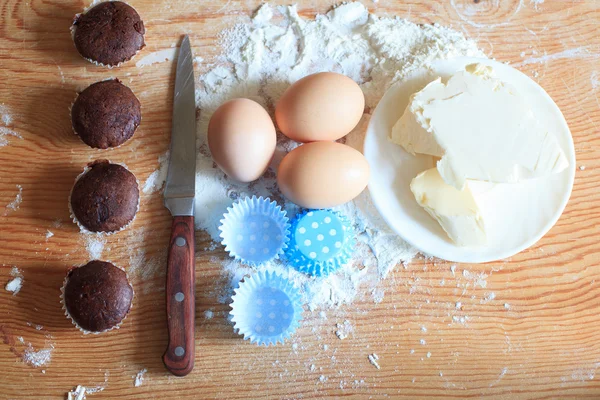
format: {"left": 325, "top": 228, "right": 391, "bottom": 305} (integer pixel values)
{"left": 145, "top": 2, "right": 485, "bottom": 310}
{"left": 5, "top": 266, "right": 23, "bottom": 295}
{"left": 133, "top": 368, "right": 147, "bottom": 387}
{"left": 0, "top": 103, "right": 22, "bottom": 148}
{"left": 4, "top": 184, "right": 23, "bottom": 215}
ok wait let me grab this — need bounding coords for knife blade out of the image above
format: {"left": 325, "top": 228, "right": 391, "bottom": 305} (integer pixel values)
{"left": 162, "top": 35, "right": 196, "bottom": 377}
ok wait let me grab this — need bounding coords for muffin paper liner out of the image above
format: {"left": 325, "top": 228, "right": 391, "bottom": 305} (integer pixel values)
{"left": 284, "top": 209, "right": 354, "bottom": 277}
{"left": 68, "top": 161, "right": 140, "bottom": 235}
{"left": 60, "top": 261, "right": 134, "bottom": 335}
{"left": 219, "top": 196, "right": 290, "bottom": 267}
{"left": 230, "top": 270, "right": 303, "bottom": 346}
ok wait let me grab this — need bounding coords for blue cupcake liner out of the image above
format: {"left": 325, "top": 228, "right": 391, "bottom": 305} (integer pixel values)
{"left": 219, "top": 196, "right": 291, "bottom": 267}
{"left": 230, "top": 270, "right": 303, "bottom": 346}
{"left": 284, "top": 209, "right": 354, "bottom": 277}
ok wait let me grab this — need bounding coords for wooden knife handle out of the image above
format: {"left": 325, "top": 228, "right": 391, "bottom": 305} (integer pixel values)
{"left": 163, "top": 215, "right": 196, "bottom": 376}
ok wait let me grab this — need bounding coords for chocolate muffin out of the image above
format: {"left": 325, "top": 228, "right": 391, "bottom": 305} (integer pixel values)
{"left": 62, "top": 260, "right": 133, "bottom": 333}
{"left": 72, "top": 1, "right": 145, "bottom": 66}
{"left": 70, "top": 160, "right": 139, "bottom": 233}
{"left": 71, "top": 79, "right": 141, "bottom": 149}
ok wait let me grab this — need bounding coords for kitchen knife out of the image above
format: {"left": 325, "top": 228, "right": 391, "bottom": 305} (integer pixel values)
{"left": 163, "top": 35, "right": 196, "bottom": 377}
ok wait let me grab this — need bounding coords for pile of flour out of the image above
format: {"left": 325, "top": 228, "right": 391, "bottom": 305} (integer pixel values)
{"left": 149, "top": 2, "right": 485, "bottom": 309}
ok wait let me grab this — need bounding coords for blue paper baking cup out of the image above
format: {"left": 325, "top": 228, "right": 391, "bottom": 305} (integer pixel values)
{"left": 284, "top": 209, "right": 354, "bottom": 277}
{"left": 219, "top": 196, "right": 291, "bottom": 267}
{"left": 230, "top": 270, "right": 303, "bottom": 346}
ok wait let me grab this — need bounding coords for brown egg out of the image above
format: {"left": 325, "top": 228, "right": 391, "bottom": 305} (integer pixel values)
{"left": 208, "top": 98, "right": 276, "bottom": 183}
{"left": 275, "top": 72, "right": 365, "bottom": 143}
{"left": 277, "top": 142, "right": 370, "bottom": 209}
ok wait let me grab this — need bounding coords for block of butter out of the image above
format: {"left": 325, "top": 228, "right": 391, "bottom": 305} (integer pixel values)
{"left": 411, "top": 168, "right": 486, "bottom": 246}
{"left": 392, "top": 63, "right": 569, "bottom": 190}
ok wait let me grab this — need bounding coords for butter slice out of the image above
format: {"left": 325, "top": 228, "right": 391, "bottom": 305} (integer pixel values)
{"left": 411, "top": 168, "right": 486, "bottom": 247}
{"left": 392, "top": 64, "right": 569, "bottom": 190}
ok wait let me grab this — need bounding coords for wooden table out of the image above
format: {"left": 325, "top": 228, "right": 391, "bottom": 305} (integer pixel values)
{"left": 1, "top": 0, "right": 599, "bottom": 398}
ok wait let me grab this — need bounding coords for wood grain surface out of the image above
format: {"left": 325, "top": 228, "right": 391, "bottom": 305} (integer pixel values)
{"left": 1, "top": 0, "right": 599, "bottom": 399}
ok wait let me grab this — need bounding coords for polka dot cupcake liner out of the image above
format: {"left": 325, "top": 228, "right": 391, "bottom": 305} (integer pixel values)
{"left": 219, "top": 196, "right": 291, "bottom": 267}
{"left": 230, "top": 270, "right": 303, "bottom": 346}
{"left": 284, "top": 209, "right": 355, "bottom": 277}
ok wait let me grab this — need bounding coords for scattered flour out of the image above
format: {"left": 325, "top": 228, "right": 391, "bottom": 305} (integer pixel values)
{"left": 67, "top": 372, "right": 109, "bottom": 399}
{"left": 368, "top": 353, "right": 381, "bottom": 369}
{"left": 204, "top": 310, "right": 214, "bottom": 319}
{"left": 15, "top": 323, "right": 55, "bottom": 368}
{"left": 489, "top": 367, "right": 509, "bottom": 387}
{"left": 182, "top": 2, "right": 483, "bottom": 310}
{"left": 143, "top": 151, "right": 169, "bottom": 194}
{"left": 371, "top": 287, "right": 385, "bottom": 303}
{"left": 45, "top": 230, "right": 54, "bottom": 240}
{"left": 0, "top": 104, "right": 21, "bottom": 148}
{"left": 5, "top": 277, "right": 23, "bottom": 295}
{"left": 482, "top": 292, "right": 496, "bottom": 303}
{"left": 83, "top": 235, "right": 106, "bottom": 260}
{"left": 126, "top": 230, "right": 165, "bottom": 294}
{"left": 4, "top": 184, "right": 23, "bottom": 214}
{"left": 567, "top": 364, "right": 600, "bottom": 383}
{"left": 136, "top": 48, "right": 178, "bottom": 68}
{"left": 5, "top": 267, "right": 23, "bottom": 295}
{"left": 134, "top": 368, "right": 147, "bottom": 387}
{"left": 335, "top": 320, "right": 353, "bottom": 340}
{"left": 452, "top": 315, "right": 470, "bottom": 325}
{"left": 140, "top": 3, "right": 484, "bottom": 310}
{"left": 26, "top": 321, "right": 44, "bottom": 331}
{"left": 0, "top": 104, "right": 13, "bottom": 126}
{"left": 130, "top": 255, "right": 163, "bottom": 289}
{"left": 516, "top": 47, "right": 593, "bottom": 66}
{"left": 0, "top": 127, "right": 22, "bottom": 147}
{"left": 252, "top": 3, "right": 274, "bottom": 25}
{"left": 462, "top": 269, "right": 488, "bottom": 288}
{"left": 57, "top": 65, "right": 66, "bottom": 84}
{"left": 23, "top": 344, "right": 54, "bottom": 367}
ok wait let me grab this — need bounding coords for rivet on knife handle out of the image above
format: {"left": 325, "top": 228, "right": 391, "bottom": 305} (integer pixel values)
{"left": 163, "top": 216, "right": 195, "bottom": 376}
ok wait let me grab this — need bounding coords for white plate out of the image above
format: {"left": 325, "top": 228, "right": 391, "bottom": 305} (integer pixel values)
{"left": 364, "top": 57, "right": 576, "bottom": 263}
